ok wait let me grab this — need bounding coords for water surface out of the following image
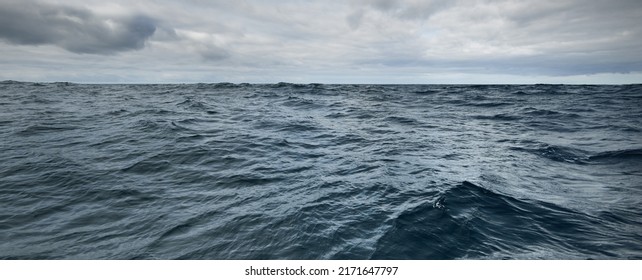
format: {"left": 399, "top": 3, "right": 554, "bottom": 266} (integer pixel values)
{"left": 1, "top": 81, "right": 641, "bottom": 259}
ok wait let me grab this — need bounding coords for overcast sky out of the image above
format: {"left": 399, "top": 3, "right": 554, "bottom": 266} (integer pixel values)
{"left": 1, "top": 0, "right": 641, "bottom": 84}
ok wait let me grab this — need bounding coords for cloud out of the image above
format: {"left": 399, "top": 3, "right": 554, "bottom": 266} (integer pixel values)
{"left": 352, "top": 0, "right": 453, "bottom": 20}
{"left": 0, "top": 0, "right": 156, "bottom": 54}
{"left": 198, "top": 45, "right": 230, "bottom": 61}
{"left": 0, "top": 0, "right": 641, "bottom": 83}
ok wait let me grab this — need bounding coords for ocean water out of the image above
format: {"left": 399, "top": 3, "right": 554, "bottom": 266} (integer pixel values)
{"left": 1, "top": 81, "right": 641, "bottom": 259}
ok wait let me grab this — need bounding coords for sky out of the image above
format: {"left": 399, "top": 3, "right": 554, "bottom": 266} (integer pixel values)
{"left": 1, "top": 0, "right": 641, "bottom": 84}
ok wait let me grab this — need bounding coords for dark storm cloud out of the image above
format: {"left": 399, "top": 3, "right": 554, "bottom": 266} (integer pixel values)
{"left": 0, "top": 0, "right": 156, "bottom": 54}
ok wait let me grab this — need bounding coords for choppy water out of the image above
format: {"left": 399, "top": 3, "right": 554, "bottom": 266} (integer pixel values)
{"left": 1, "top": 81, "right": 641, "bottom": 259}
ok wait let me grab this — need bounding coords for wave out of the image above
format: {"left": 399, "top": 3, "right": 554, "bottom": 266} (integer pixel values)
{"left": 467, "top": 101, "right": 513, "bottom": 107}
{"left": 121, "top": 157, "right": 172, "bottom": 174}
{"left": 522, "top": 108, "right": 581, "bottom": 118}
{"left": 1, "top": 83, "right": 640, "bottom": 259}
{"left": 588, "top": 148, "right": 642, "bottom": 162}
{"left": 510, "top": 144, "right": 589, "bottom": 164}
{"left": 177, "top": 97, "right": 210, "bottom": 111}
{"left": 473, "top": 113, "right": 522, "bottom": 121}
{"left": 371, "top": 181, "right": 618, "bottom": 259}
{"left": 17, "top": 124, "right": 81, "bottom": 136}
{"left": 511, "top": 142, "right": 642, "bottom": 165}
{"left": 383, "top": 116, "right": 420, "bottom": 125}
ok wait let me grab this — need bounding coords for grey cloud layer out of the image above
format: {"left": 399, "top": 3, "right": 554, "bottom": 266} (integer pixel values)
{"left": 0, "top": 0, "right": 156, "bottom": 54}
{"left": 348, "top": 0, "right": 642, "bottom": 75}
{"left": 0, "top": 0, "right": 641, "bottom": 83}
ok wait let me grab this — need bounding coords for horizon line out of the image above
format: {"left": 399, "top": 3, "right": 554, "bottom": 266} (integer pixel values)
{"left": 3, "top": 80, "right": 640, "bottom": 86}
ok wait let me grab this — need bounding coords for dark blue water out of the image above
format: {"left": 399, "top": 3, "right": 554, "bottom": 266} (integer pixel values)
{"left": 1, "top": 81, "right": 641, "bottom": 259}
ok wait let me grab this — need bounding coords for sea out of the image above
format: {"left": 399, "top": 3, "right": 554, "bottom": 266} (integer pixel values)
{"left": 1, "top": 81, "right": 641, "bottom": 259}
